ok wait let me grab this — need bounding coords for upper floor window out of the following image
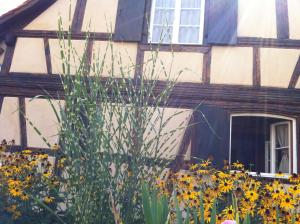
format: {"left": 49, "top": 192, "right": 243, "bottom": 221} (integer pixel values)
{"left": 149, "top": 0, "right": 206, "bottom": 44}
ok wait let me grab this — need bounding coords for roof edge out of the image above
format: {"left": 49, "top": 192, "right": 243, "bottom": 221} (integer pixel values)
{"left": 0, "top": 0, "right": 56, "bottom": 39}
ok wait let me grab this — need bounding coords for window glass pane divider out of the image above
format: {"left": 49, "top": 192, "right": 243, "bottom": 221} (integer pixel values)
{"left": 172, "top": 0, "right": 181, "bottom": 44}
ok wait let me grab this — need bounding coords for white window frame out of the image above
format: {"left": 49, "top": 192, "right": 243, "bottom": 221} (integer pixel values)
{"left": 148, "top": 0, "right": 206, "bottom": 45}
{"left": 270, "top": 121, "right": 291, "bottom": 174}
{"left": 229, "top": 113, "right": 297, "bottom": 177}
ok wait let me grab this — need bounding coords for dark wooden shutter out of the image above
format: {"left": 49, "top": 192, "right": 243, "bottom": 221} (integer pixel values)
{"left": 114, "top": 0, "right": 146, "bottom": 42}
{"left": 205, "top": 0, "right": 238, "bottom": 45}
{"left": 192, "top": 105, "right": 230, "bottom": 168}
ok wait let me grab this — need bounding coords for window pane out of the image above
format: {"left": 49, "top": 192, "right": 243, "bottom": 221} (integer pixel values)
{"left": 154, "top": 9, "right": 174, "bottom": 25}
{"left": 156, "top": 0, "right": 176, "bottom": 8}
{"left": 276, "top": 148, "right": 289, "bottom": 173}
{"left": 275, "top": 124, "right": 289, "bottom": 148}
{"left": 180, "top": 9, "right": 201, "bottom": 25}
{"left": 181, "top": 0, "right": 201, "bottom": 8}
{"left": 179, "top": 27, "right": 199, "bottom": 43}
{"left": 152, "top": 26, "right": 173, "bottom": 43}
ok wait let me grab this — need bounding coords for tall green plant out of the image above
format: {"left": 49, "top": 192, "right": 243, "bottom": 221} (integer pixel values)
{"left": 53, "top": 19, "right": 191, "bottom": 223}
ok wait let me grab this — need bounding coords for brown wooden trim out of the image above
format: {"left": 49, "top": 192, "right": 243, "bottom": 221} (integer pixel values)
{"left": 11, "top": 30, "right": 112, "bottom": 41}
{"left": 288, "top": 56, "right": 300, "bottom": 88}
{"left": 253, "top": 47, "right": 261, "bottom": 87}
{"left": 2, "top": 73, "right": 300, "bottom": 108}
{"left": 19, "top": 97, "right": 27, "bottom": 149}
{"left": 139, "top": 44, "right": 210, "bottom": 53}
{"left": 202, "top": 48, "right": 211, "bottom": 84}
{"left": 0, "top": 45, "right": 16, "bottom": 74}
{"left": 275, "top": 0, "right": 289, "bottom": 39}
{"left": 71, "top": 0, "right": 87, "bottom": 33}
{"left": 43, "top": 38, "right": 52, "bottom": 74}
{"left": 171, "top": 114, "right": 194, "bottom": 171}
{"left": 134, "top": 45, "right": 145, "bottom": 80}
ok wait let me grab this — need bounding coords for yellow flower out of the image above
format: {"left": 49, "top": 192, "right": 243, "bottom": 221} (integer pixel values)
{"left": 232, "top": 161, "right": 244, "bottom": 170}
{"left": 22, "top": 149, "right": 32, "bottom": 154}
{"left": 245, "top": 190, "right": 258, "bottom": 202}
{"left": 200, "top": 159, "right": 211, "bottom": 168}
{"left": 44, "top": 196, "right": 54, "bottom": 204}
{"left": 51, "top": 143, "right": 60, "bottom": 151}
{"left": 219, "top": 179, "right": 234, "bottom": 193}
{"left": 20, "top": 193, "right": 29, "bottom": 201}
{"left": 9, "top": 188, "right": 22, "bottom": 197}
{"left": 189, "top": 164, "right": 199, "bottom": 170}
{"left": 280, "top": 196, "right": 295, "bottom": 210}
{"left": 7, "top": 179, "right": 22, "bottom": 188}
{"left": 222, "top": 205, "right": 235, "bottom": 220}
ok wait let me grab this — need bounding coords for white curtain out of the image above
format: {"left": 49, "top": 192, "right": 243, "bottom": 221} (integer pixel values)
{"left": 152, "top": 0, "right": 175, "bottom": 43}
{"left": 179, "top": 0, "right": 201, "bottom": 43}
{"left": 276, "top": 124, "right": 289, "bottom": 173}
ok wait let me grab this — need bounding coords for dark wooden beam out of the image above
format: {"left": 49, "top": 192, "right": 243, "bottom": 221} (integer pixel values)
{"left": 275, "top": 0, "right": 289, "bottom": 39}
{"left": 237, "top": 37, "right": 300, "bottom": 49}
{"left": 2, "top": 73, "right": 300, "bottom": 108}
{"left": 71, "top": 0, "right": 87, "bottom": 33}
{"left": 19, "top": 97, "right": 28, "bottom": 149}
{"left": 288, "top": 56, "right": 300, "bottom": 88}
{"left": 253, "top": 47, "right": 261, "bottom": 87}
{"left": 202, "top": 48, "right": 211, "bottom": 84}
{"left": 0, "top": 97, "right": 4, "bottom": 113}
{"left": 43, "top": 38, "right": 52, "bottom": 74}
{"left": 0, "top": 45, "right": 16, "bottom": 74}
{"left": 171, "top": 114, "right": 194, "bottom": 171}
{"left": 11, "top": 30, "right": 112, "bottom": 41}
{"left": 8, "top": 30, "right": 300, "bottom": 49}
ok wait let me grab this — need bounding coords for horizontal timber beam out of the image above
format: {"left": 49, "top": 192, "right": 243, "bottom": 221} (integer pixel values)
{"left": 1, "top": 73, "right": 300, "bottom": 111}
{"left": 8, "top": 30, "right": 300, "bottom": 49}
{"left": 11, "top": 30, "right": 113, "bottom": 41}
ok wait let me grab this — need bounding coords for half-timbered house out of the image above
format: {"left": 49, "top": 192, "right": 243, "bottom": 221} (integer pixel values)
{"left": 1, "top": 0, "right": 300, "bottom": 177}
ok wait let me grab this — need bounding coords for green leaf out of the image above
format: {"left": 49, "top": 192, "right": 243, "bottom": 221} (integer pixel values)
{"left": 175, "top": 196, "right": 183, "bottom": 224}
{"left": 200, "top": 191, "right": 205, "bottom": 224}
{"left": 210, "top": 200, "right": 217, "bottom": 224}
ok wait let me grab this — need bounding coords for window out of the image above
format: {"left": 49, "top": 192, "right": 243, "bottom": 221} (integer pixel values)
{"left": 271, "top": 122, "right": 291, "bottom": 174}
{"left": 149, "top": 0, "right": 206, "bottom": 44}
{"left": 230, "top": 114, "right": 297, "bottom": 175}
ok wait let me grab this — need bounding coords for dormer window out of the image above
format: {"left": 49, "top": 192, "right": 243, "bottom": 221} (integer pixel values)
{"left": 149, "top": 0, "right": 206, "bottom": 44}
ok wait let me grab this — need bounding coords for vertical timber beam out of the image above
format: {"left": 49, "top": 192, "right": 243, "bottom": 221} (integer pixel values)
{"left": 202, "top": 47, "right": 211, "bottom": 84}
{"left": 0, "top": 44, "right": 15, "bottom": 74}
{"left": 0, "top": 97, "right": 3, "bottom": 113}
{"left": 253, "top": 47, "right": 261, "bottom": 87}
{"left": 275, "top": 0, "right": 289, "bottom": 39}
{"left": 19, "top": 97, "right": 27, "bottom": 150}
{"left": 44, "top": 38, "right": 52, "bottom": 74}
{"left": 71, "top": 0, "right": 87, "bottom": 33}
{"left": 289, "top": 57, "right": 300, "bottom": 88}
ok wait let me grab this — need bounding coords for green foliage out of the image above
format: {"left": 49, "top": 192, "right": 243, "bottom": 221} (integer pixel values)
{"left": 141, "top": 184, "right": 169, "bottom": 224}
